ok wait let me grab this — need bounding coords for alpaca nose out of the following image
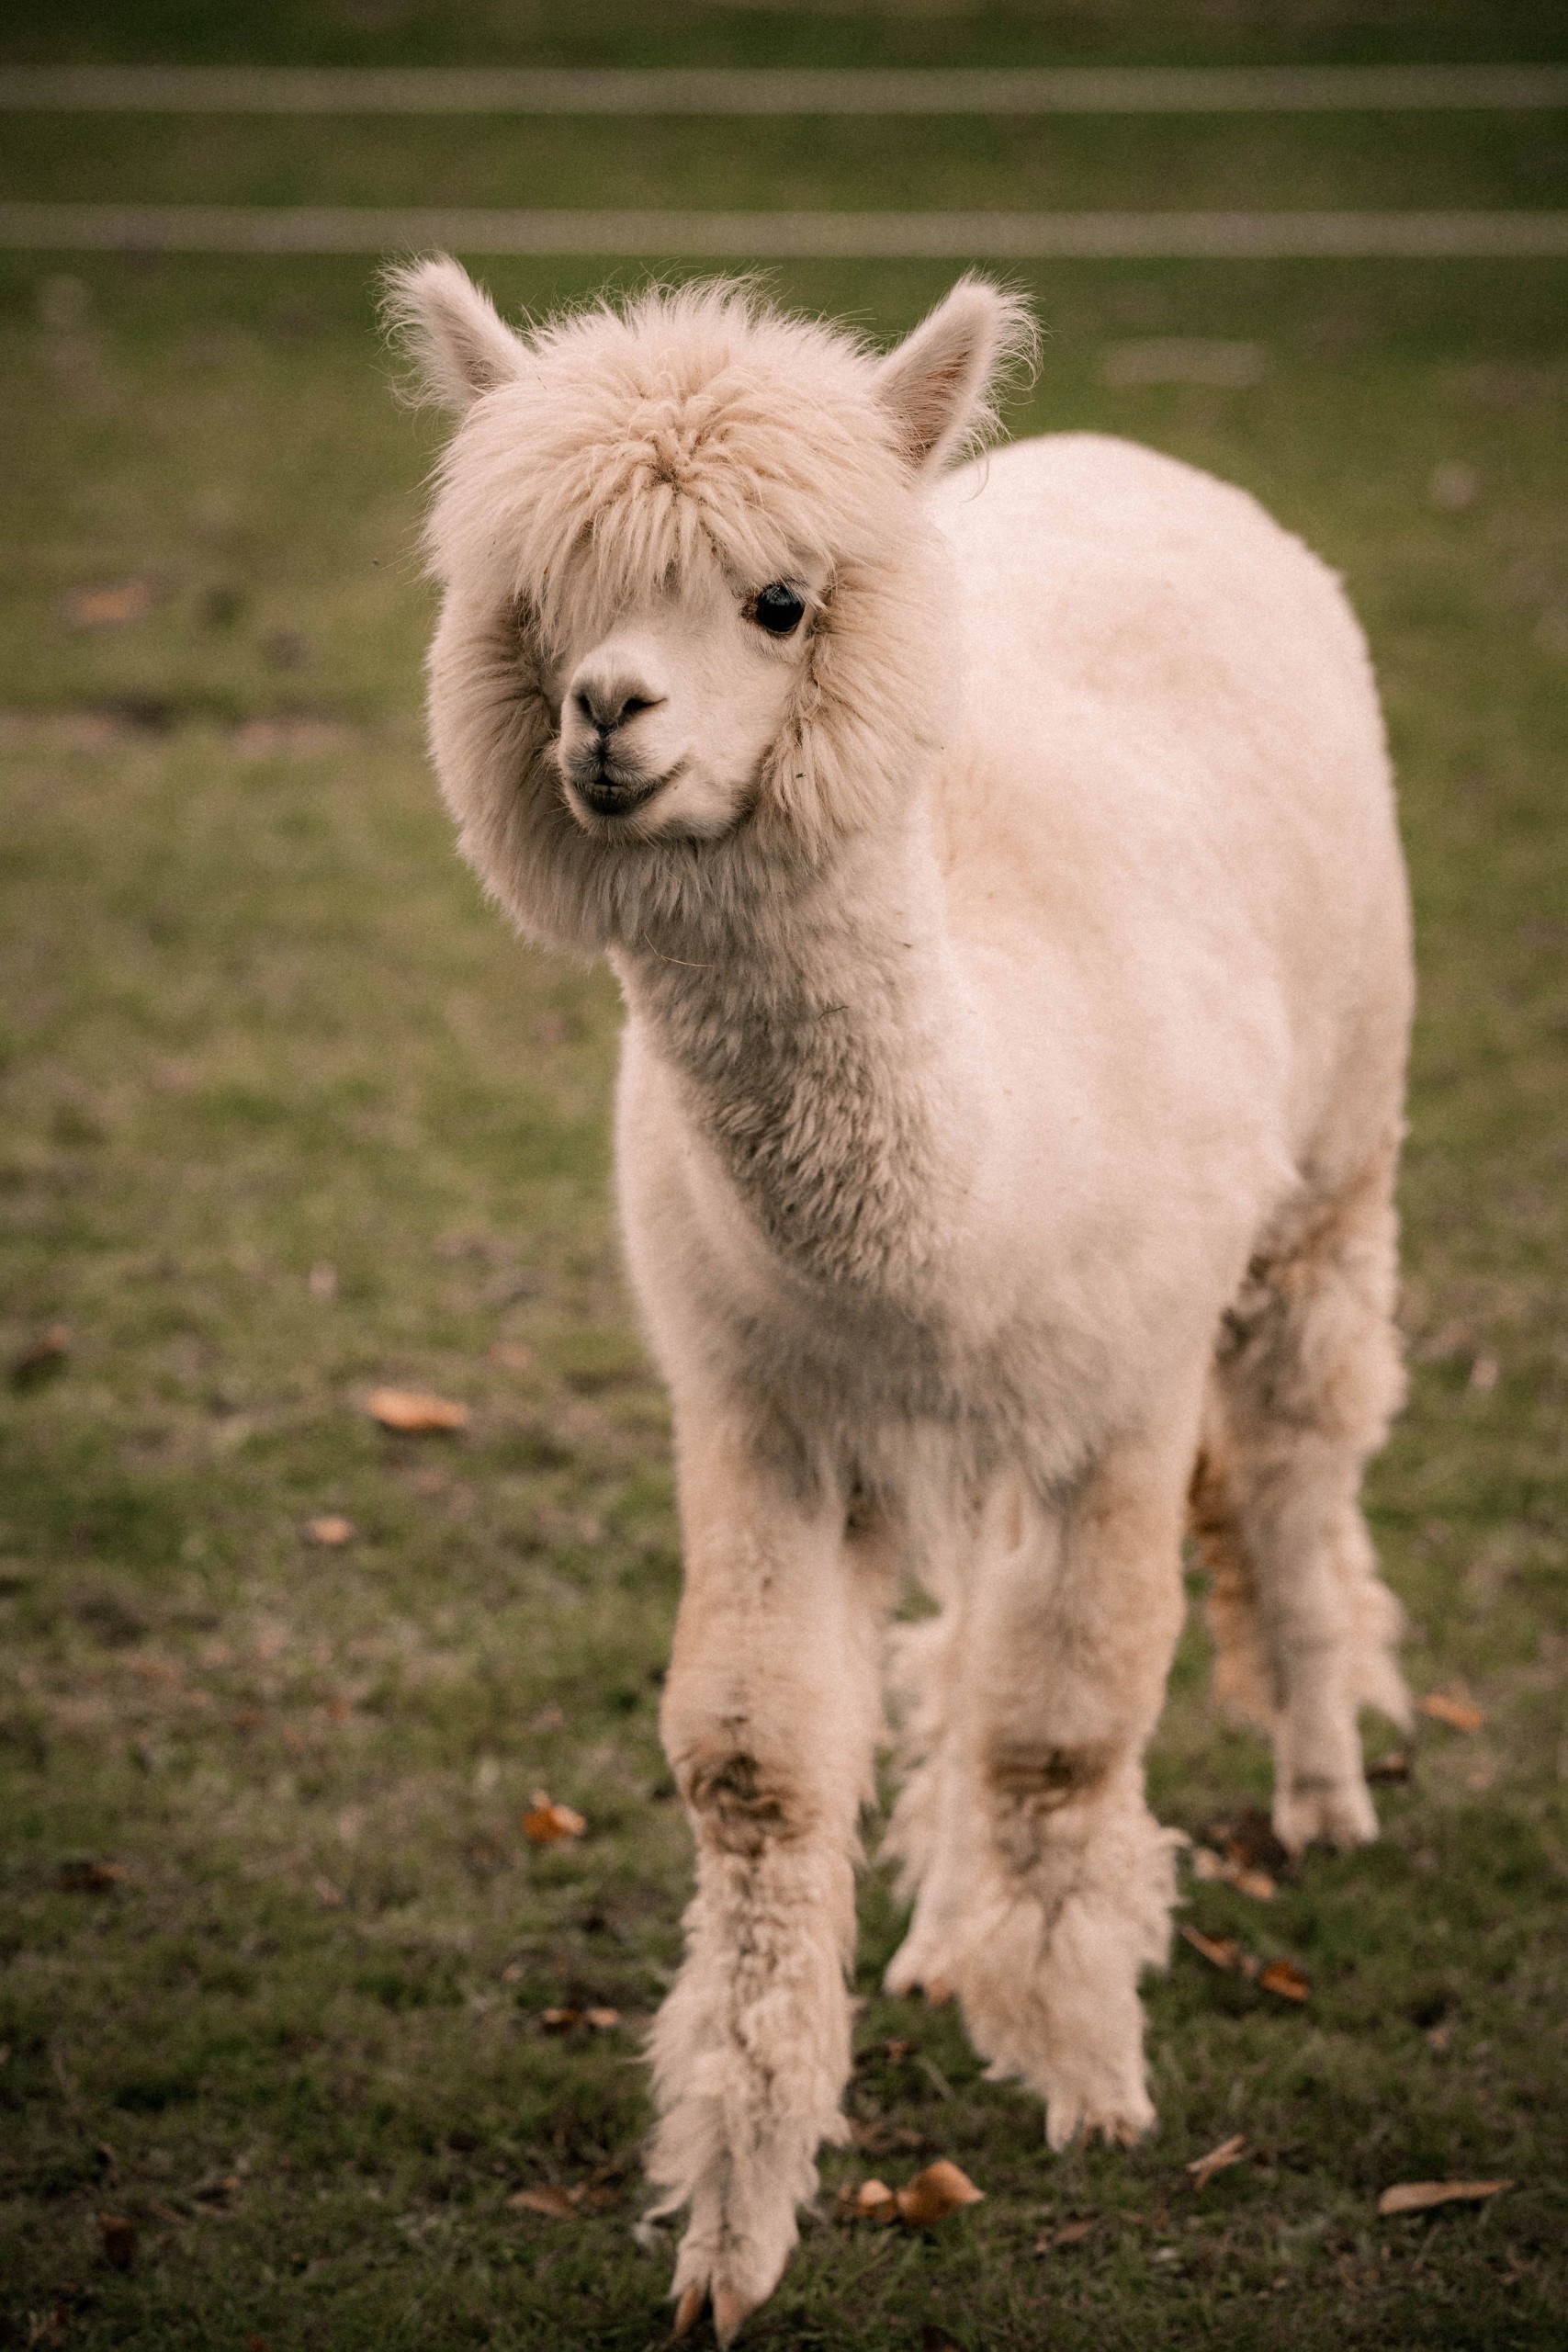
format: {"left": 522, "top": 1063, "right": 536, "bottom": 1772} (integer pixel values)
{"left": 571, "top": 674, "right": 663, "bottom": 737}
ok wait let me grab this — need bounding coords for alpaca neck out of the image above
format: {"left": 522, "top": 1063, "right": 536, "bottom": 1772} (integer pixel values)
{"left": 617, "top": 805, "right": 975, "bottom": 1294}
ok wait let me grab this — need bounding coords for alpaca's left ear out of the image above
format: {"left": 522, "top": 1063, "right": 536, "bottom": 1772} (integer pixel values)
{"left": 874, "top": 277, "right": 1036, "bottom": 475}
{"left": 381, "top": 254, "right": 527, "bottom": 410}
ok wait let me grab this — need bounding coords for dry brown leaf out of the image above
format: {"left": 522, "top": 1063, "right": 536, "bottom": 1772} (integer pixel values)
{"left": 1421, "top": 1691, "right": 1485, "bottom": 1734}
{"left": 838, "top": 2177, "right": 899, "bottom": 2223}
{"left": 1186, "top": 2132, "right": 1248, "bottom": 2188}
{"left": 64, "top": 579, "right": 157, "bottom": 628}
{"left": 1035, "top": 2216, "right": 1095, "bottom": 2252}
{"left": 1180, "top": 1924, "right": 1242, "bottom": 1972}
{"left": 1378, "top": 2178, "right": 1513, "bottom": 2217}
{"left": 896, "top": 2160, "right": 985, "bottom": 2226}
{"left": 509, "top": 2184, "right": 581, "bottom": 2220}
{"left": 97, "top": 2211, "right": 138, "bottom": 2270}
{"left": 1191, "top": 1847, "right": 1275, "bottom": 1901}
{"left": 367, "top": 1386, "right": 468, "bottom": 1434}
{"left": 522, "top": 1792, "right": 586, "bottom": 1844}
{"left": 305, "top": 1515, "right": 355, "bottom": 1546}
{"left": 1258, "top": 1959, "right": 1311, "bottom": 2003}
{"left": 540, "top": 2007, "right": 581, "bottom": 2032}
{"left": 584, "top": 2006, "right": 621, "bottom": 2031}
{"left": 57, "top": 1860, "right": 128, "bottom": 1893}
{"left": 1367, "top": 1748, "right": 1412, "bottom": 1784}
{"left": 245, "top": 2336, "right": 270, "bottom": 2352}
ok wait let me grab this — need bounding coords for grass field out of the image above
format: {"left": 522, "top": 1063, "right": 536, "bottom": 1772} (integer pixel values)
{"left": 3, "top": 8, "right": 1568, "bottom": 2348}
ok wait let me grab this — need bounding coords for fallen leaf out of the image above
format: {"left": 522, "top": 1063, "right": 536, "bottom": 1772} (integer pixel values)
{"left": 1367, "top": 1749, "right": 1412, "bottom": 1783}
{"left": 1180, "top": 1924, "right": 1241, "bottom": 1972}
{"left": 246, "top": 2337, "right": 270, "bottom": 2352}
{"left": 1209, "top": 1807, "right": 1292, "bottom": 1877}
{"left": 11, "top": 1321, "right": 73, "bottom": 1388}
{"left": 1426, "top": 2022, "right": 1452, "bottom": 2054}
{"left": 509, "top": 2183, "right": 581, "bottom": 2220}
{"left": 896, "top": 2159, "right": 985, "bottom": 2226}
{"left": 522, "top": 1791, "right": 586, "bottom": 1844}
{"left": 540, "top": 2007, "right": 581, "bottom": 2032}
{"left": 1421, "top": 1690, "right": 1485, "bottom": 1734}
{"left": 63, "top": 578, "right": 157, "bottom": 628}
{"left": 97, "top": 2211, "right": 138, "bottom": 2270}
{"left": 57, "top": 1860, "right": 128, "bottom": 1892}
{"left": 585, "top": 2007, "right": 621, "bottom": 2030}
{"left": 367, "top": 1386, "right": 468, "bottom": 1433}
{"left": 1378, "top": 2179, "right": 1513, "bottom": 2217}
{"left": 1258, "top": 1959, "right": 1311, "bottom": 2003}
{"left": 839, "top": 2177, "right": 899, "bottom": 2223}
{"left": 1186, "top": 2132, "right": 1248, "bottom": 2188}
{"left": 1191, "top": 1846, "right": 1274, "bottom": 1901}
{"left": 848, "top": 2118, "right": 931, "bottom": 2155}
{"left": 1035, "top": 2216, "right": 1096, "bottom": 2251}
{"left": 305, "top": 1514, "right": 355, "bottom": 1546}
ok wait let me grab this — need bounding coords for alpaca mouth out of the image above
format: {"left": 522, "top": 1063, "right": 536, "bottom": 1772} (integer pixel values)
{"left": 566, "top": 760, "right": 684, "bottom": 823}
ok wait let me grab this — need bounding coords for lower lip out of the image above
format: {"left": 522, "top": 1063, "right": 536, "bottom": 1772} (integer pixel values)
{"left": 570, "top": 775, "right": 666, "bottom": 818}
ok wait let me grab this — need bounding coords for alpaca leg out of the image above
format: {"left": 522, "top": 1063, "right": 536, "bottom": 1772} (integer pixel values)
{"left": 647, "top": 1412, "right": 887, "bottom": 2342}
{"left": 1192, "top": 1150, "right": 1411, "bottom": 1853}
{"left": 888, "top": 1425, "right": 1193, "bottom": 2150}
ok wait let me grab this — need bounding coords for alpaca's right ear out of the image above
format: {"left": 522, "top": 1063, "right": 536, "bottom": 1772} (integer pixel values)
{"left": 381, "top": 255, "right": 527, "bottom": 410}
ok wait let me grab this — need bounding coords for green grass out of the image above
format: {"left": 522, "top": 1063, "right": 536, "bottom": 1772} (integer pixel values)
{"left": 3, "top": 16, "right": 1568, "bottom": 2341}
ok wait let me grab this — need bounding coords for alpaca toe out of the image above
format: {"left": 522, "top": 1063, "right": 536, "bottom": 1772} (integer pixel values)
{"left": 671, "top": 2281, "right": 707, "bottom": 2339}
{"left": 713, "top": 2284, "right": 759, "bottom": 2346}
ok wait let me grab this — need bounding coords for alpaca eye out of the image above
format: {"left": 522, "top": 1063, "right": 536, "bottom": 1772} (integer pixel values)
{"left": 746, "top": 582, "right": 807, "bottom": 638}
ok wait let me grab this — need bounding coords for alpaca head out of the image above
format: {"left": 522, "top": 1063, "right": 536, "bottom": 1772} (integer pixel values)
{"left": 387, "top": 262, "right": 1032, "bottom": 950}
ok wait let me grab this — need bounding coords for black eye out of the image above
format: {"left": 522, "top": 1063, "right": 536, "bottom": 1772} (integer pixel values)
{"left": 747, "top": 582, "right": 807, "bottom": 638}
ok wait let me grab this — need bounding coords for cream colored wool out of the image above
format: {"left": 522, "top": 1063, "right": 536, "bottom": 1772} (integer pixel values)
{"left": 387, "top": 259, "right": 1414, "bottom": 2340}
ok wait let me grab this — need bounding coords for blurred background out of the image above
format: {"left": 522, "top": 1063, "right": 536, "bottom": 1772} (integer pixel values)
{"left": 2, "top": 6, "right": 1566, "bottom": 2349}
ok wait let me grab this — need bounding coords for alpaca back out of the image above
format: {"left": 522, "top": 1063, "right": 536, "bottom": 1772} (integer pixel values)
{"left": 929, "top": 432, "right": 1411, "bottom": 1184}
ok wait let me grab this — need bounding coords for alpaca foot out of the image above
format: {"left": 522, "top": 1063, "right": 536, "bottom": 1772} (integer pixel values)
{"left": 670, "top": 2258, "right": 762, "bottom": 2346}
{"left": 1272, "top": 1770, "right": 1378, "bottom": 1855}
{"left": 671, "top": 2279, "right": 758, "bottom": 2346}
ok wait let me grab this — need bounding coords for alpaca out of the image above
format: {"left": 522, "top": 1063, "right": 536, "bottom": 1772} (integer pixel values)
{"left": 386, "top": 260, "right": 1414, "bottom": 2341}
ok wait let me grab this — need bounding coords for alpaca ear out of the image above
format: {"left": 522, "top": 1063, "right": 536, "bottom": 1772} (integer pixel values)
{"left": 874, "top": 277, "right": 1034, "bottom": 475}
{"left": 381, "top": 254, "right": 527, "bottom": 410}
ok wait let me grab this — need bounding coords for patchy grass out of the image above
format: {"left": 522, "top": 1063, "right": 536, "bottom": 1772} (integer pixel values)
{"left": 2, "top": 35, "right": 1568, "bottom": 2346}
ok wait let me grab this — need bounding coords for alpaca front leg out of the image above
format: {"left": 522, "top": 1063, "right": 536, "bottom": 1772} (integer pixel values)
{"left": 647, "top": 1414, "right": 885, "bottom": 2343}
{"left": 887, "top": 1430, "right": 1192, "bottom": 2151}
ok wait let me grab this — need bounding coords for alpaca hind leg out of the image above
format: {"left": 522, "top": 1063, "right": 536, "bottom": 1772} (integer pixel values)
{"left": 648, "top": 1411, "right": 888, "bottom": 2342}
{"left": 888, "top": 1423, "right": 1193, "bottom": 2150}
{"left": 1195, "top": 1152, "right": 1411, "bottom": 1853}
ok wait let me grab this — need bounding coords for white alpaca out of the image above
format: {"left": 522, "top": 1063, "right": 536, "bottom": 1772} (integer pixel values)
{"left": 387, "top": 261, "right": 1413, "bottom": 2341}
